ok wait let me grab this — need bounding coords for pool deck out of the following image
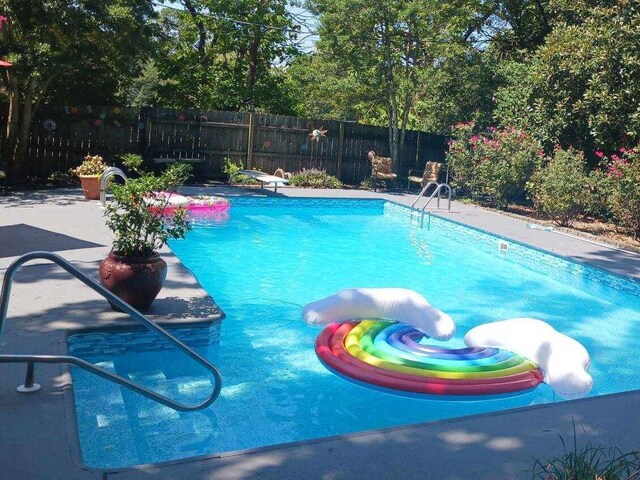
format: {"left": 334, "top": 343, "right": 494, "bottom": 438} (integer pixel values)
{"left": 0, "top": 186, "right": 638, "bottom": 480}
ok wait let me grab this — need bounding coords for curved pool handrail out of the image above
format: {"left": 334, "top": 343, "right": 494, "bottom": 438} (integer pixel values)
{"left": 0, "top": 251, "right": 222, "bottom": 412}
{"left": 100, "top": 167, "right": 127, "bottom": 205}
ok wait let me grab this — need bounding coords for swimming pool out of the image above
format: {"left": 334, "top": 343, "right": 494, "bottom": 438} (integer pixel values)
{"left": 70, "top": 198, "right": 640, "bottom": 468}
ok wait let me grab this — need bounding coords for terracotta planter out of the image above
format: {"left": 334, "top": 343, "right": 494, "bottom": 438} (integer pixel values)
{"left": 79, "top": 175, "right": 102, "bottom": 200}
{"left": 99, "top": 251, "right": 167, "bottom": 311}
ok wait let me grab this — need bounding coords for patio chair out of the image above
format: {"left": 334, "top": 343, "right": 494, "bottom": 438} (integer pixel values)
{"left": 407, "top": 162, "right": 442, "bottom": 191}
{"left": 274, "top": 168, "right": 292, "bottom": 180}
{"left": 368, "top": 151, "right": 397, "bottom": 191}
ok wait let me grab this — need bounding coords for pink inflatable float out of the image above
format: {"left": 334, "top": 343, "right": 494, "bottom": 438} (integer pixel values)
{"left": 146, "top": 193, "right": 230, "bottom": 215}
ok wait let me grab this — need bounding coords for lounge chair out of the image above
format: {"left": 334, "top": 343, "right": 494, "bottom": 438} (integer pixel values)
{"left": 407, "top": 162, "right": 442, "bottom": 191}
{"left": 368, "top": 151, "right": 397, "bottom": 191}
{"left": 238, "top": 169, "right": 289, "bottom": 192}
{"left": 273, "top": 168, "right": 292, "bottom": 180}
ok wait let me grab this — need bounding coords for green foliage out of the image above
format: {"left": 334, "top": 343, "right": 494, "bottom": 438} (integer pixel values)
{"left": 119, "top": 153, "right": 144, "bottom": 174}
{"left": 494, "top": 2, "right": 640, "bottom": 154}
{"left": 150, "top": 2, "right": 300, "bottom": 112}
{"left": 71, "top": 155, "right": 108, "bottom": 177}
{"left": 289, "top": 168, "right": 342, "bottom": 188}
{"left": 528, "top": 147, "right": 592, "bottom": 226}
{"left": 104, "top": 163, "right": 192, "bottom": 257}
{"left": 531, "top": 424, "right": 640, "bottom": 480}
{"left": 447, "top": 122, "right": 542, "bottom": 208}
{"left": 599, "top": 147, "right": 640, "bottom": 239}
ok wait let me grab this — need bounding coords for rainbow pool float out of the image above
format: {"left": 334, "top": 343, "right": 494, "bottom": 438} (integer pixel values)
{"left": 316, "top": 320, "right": 543, "bottom": 396}
{"left": 304, "top": 288, "right": 592, "bottom": 398}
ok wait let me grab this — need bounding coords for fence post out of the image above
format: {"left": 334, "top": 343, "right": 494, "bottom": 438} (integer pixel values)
{"left": 246, "top": 112, "right": 254, "bottom": 169}
{"left": 337, "top": 121, "right": 345, "bottom": 180}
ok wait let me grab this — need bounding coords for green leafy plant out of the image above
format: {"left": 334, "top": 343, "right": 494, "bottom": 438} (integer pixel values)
{"left": 599, "top": 147, "right": 640, "bottom": 239}
{"left": 289, "top": 168, "right": 343, "bottom": 188}
{"left": 531, "top": 423, "right": 640, "bottom": 480}
{"left": 528, "top": 147, "right": 593, "bottom": 227}
{"left": 447, "top": 122, "right": 542, "bottom": 209}
{"left": 104, "top": 162, "right": 192, "bottom": 257}
{"left": 71, "top": 155, "right": 108, "bottom": 177}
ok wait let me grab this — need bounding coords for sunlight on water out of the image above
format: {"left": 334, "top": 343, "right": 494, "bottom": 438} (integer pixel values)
{"left": 70, "top": 198, "right": 640, "bottom": 468}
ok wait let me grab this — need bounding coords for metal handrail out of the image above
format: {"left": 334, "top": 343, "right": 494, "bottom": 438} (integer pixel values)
{"left": 0, "top": 251, "right": 222, "bottom": 412}
{"left": 100, "top": 167, "right": 127, "bottom": 205}
{"left": 411, "top": 181, "right": 439, "bottom": 208}
{"left": 421, "top": 183, "right": 452, "bottom": 213}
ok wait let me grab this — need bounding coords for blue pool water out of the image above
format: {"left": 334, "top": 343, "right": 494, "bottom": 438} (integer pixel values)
{"left": 70, "top": 198, "right": 640, "bottom": 468}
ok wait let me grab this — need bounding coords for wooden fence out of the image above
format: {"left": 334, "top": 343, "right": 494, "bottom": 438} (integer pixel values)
{"left": 1, "top": 106, "right": 447, "bottom": 184}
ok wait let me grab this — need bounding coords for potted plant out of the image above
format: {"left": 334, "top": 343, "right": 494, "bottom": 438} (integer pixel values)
{"left": 100, "top": 155, "right": 192, "bottom": 310}
{"left": 72, "top": 155, "right": 108, "bottom": 200}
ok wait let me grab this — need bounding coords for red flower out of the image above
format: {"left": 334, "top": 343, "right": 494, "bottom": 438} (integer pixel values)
{"left": 595, "top": 151, "right": 604, "bottom": 158}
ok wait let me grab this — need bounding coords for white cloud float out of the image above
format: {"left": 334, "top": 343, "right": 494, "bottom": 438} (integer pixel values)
{"left": 302, "top": 288, "right": 455, "bottom": 340}
{"left": 464, "top": 318, "right": 593, "bottom": 398}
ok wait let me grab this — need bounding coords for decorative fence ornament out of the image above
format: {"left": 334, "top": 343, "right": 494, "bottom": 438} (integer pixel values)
{"left": 301, "top": 143, "right": 308, "bottom": 151}
{"left": 94, "top": 119, "right": 103, "bottom": 127}
{"left": 43, "top": 119, "right": 57, "bottom": 132}
{"left": 87, "top": 106, "right": 93, "bottom": 113}
{"left": 309, "top": 127, "right": 328, "bottom": 142}
{"left": 138, "top": 121, "right": 146, "bottom": 130}
{"left": 263, "top": 139, "right": 271, "bottom": 149}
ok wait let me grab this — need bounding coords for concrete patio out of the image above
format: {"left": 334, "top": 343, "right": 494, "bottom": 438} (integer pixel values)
{"left": 0, "top": 186, "right": 638, "bottom": 480}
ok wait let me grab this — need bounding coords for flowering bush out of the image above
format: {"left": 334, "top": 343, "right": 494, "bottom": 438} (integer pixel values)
{"left": 447, "top": 122, "right": 542, "bottom": 209}
{"left": 289, "top": 168, "right": 343, "bottom": 188}
{"left": 600, "top": 147, "right": 640, "bottom": 239}
{"left": 528, "top": 147, "right": 593, "bottom": 227}
{"left": 71, "top": 155, "right": 108, "bottom": 177}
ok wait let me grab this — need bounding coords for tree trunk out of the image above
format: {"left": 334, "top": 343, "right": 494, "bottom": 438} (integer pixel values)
{"left": 4, "top": 69, "right": 20, "bottom": 184}
{"left": 245, "top": 31, "right": 261, "bottom": 111}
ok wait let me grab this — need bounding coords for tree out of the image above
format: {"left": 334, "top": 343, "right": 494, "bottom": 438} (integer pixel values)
{"left": 0, "top": 0, "right": 157, "bottom": 184}
{"left": 150, "top": 0, "right": 300, "bottom": 113}
{"left": 494, "top": 0, "right": 640, "bottom": 155}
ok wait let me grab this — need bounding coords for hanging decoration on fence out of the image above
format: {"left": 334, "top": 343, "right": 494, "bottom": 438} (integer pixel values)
{"left": 113, "top": 107, "right": 122, "bottom": 115}
{"left": 301, "top": 143, "right": 308, "bottom": 152}
{"left": 138, "top": 121, "right": 146, "bottom": 130}
{"left": 263, "top": 139, "right": 271, "bottom": 149}
{"left": 94, "top": 119, "right": 103, "bottom": 127}
{"left": 113, "top": 121, "right": 121, "bottom": 128}
{"left": 70, "top": 107, "right": 79, "bottom": 114}
{"left": 43, "top": 119, "right": 57, "bottom": 132}
{"left": 177, "top": 113, "right": 186, "bottom": 121}
{"left": 86, "top": 106, "right": 93, "bottom": 113}
{"left": 63, "top": 106, "right": 70, "bottom": 114}
{"left": 100, "top": 112, "right": 107, "bottom": 120}
{"left": 309, "top": 127, "right": 328, "bottom": 142}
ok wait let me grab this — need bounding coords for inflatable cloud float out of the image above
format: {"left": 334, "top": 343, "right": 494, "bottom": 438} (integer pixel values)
{"left": 302, "top": 288, "right": 455, "bottom": 340}
{"left": 464, "top": 318, "right": 593, "bottom": 398}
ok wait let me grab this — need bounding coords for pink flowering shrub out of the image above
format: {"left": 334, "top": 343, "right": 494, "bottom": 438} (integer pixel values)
{"left": 528, "top": 147, "right": 593, "bottom": 227}
{"left": 600, "top": 147, "right": 640, "bottom": 238}
{"left": 446, "top": 122, "right": 542, "bottom": 209}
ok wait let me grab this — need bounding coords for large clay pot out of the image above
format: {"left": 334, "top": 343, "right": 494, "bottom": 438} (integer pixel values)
{"left": 79, "top": 175, "right": 102, "bottom": 200}
{"left": 99, "top": 251, "right": 167, "bottom": 311}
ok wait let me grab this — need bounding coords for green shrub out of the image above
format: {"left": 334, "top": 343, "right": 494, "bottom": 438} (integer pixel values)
{"left": 528, "top": 147, "right": 593, "bottom": 227}
{"left": 289, "top": 168, "right": 343, "bottom": 188}
{"left": 599, "top": 147, "right": 640, "bottom": 239}
{"left": 223, "top": 157, "right": 261, "bottom": 185}
{"left": 447, "top": 122, "right": 542, "bottom": 209}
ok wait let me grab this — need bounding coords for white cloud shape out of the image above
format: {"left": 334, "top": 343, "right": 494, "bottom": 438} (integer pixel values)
{"left": 464, "top": 318, "right": 593, "bottom": 398}
{"left": 302, "top": 288, "right": 455, "bottom": 340}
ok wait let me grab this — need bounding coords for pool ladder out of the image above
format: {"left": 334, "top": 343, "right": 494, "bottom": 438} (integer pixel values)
{"left": 412, "top": 181, "right": 452, "bottom": 213}
{"left": 100, "top": 167, "right": 127, "bottom": 205}
{"left": 0, "top": 251, "right": 222, "bottom": 411}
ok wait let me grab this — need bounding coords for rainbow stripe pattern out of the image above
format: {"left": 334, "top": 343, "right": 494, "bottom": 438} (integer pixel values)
{"left": 315, "top": 320, "right": 544, "bottom": 396}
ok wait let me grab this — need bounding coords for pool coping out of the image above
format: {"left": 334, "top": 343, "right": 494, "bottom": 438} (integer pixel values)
{"left": 1, "top": 186, "right": 639, "bottom": 480}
